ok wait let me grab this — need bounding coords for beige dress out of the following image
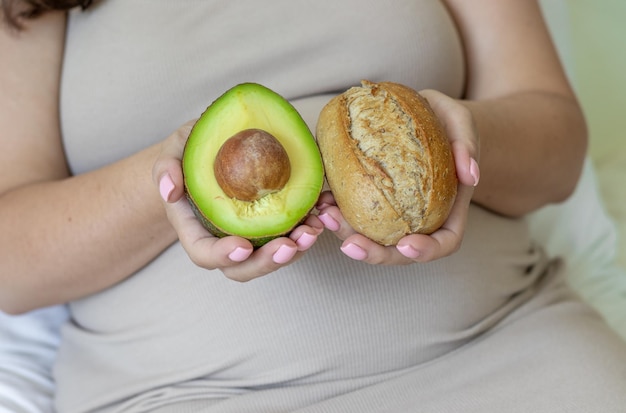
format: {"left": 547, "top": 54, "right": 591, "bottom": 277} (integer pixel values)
{"left": 53, "top": 1, "right": 626, "bottom": 412}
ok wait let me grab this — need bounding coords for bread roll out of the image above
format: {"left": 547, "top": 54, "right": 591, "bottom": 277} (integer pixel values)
{"left": 316, "top": 80, "right": 458, "bottom": 246}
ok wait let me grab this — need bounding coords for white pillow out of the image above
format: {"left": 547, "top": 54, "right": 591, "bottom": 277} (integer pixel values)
{"left": 0, "top": 306, "right": 68, "bottom": 413}
{"left": 527, "top": 156, "right": 626, "bottom": 341}
{"left": 595, "top": 159, "right": 626, "bottom": 271}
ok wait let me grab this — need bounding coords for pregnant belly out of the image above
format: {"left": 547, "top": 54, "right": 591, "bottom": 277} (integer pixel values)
{"left": 56, "top": 206, "right": 547, "bottom": 409}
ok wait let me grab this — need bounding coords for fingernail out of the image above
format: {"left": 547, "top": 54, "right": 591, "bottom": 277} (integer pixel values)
{"left": 470, "top": 158, "right": 480, "bottom": 187}
{"left": 273, "top": 244, "right": 298, "bottom": 264}
{"left": 295, "top": 232, "right": 316, "bottom": 251}
{"left": 340, "top": 243, "right": 367, "bottom": 261}
{"left": 397, "top": 244, "right": 421, "bottom": 259}
{"left": 228, "top": 247, "right": 252, "bottom": 262}
{"left": 318, "top": 213, "right": 340, "bottom": 231}
{"left": 316, "top": 202, "right": 332, "bottom": 210}
{"left": 159, "top": 174, "right": 175, "bottom": 202}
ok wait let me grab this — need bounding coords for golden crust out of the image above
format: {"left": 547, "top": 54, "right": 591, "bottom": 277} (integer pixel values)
{"left": 316, "top": 80, "right": 458, "bottom": 246}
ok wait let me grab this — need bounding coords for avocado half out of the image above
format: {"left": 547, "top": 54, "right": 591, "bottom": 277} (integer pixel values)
{"left": 182, "top": 83, "right": 324, "bottom": 247}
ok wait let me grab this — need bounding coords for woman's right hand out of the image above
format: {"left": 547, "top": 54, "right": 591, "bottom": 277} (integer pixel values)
{"left": 152, "top": 121, "right": 324, "bottom": 282}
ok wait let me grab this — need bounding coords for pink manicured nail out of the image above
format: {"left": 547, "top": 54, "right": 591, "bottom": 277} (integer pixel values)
{"left": 470, "top": 158, "right": 480, "bottom": 187}
{"left": 228, "top": 247, "right": 252, "bottom": 262}
{"left": 159, "top": 174, "right": 175, "bottom": 202}
{"left": 397, "top": 244, "right": 421, "bottom": 259}
{"left": 340, "top": 243, "right": 367, "bottom": 261}
{"left": 295, "top": 232, "right": 316, "bottom": 251}
{"left": 273, "top": 244, "right": 298, "bottom": 264}
{"left": 318, "top": 213, "right": 340, "bottom": 231}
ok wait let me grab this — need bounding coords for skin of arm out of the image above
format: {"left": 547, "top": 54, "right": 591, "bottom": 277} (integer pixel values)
{"left": 0, "top": 12, "right": 177, "bottom": 314}
{"left": 443, "top": 0, "right": 588, "bottom": 216}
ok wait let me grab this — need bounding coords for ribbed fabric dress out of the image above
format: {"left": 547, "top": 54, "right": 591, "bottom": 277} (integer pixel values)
{"left": 53, "top": 1, "right": 626, "bottom": 412}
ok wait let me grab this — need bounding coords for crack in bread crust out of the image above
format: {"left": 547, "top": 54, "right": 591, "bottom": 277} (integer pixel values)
{"left": 345, "top": 83, "right": 430, "bottom": 232}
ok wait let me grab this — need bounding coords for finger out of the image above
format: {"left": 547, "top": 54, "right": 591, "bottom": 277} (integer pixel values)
{"left": 221, "top": 237, "right": 303, "bottom": 282}
{"left": 152, "top": 120, "right": 196, "bottom": 203}
{"left": 316, "top": 190, "right": 336, "bottom": 211}
{"left": 419, "top": 89, "right": 480, "bottom": 187}
{"left": 165, "top": 195, "right": 254, "bottom": 269}
{"left": 316, "top": 191, "right": 343, "bottom": 233}
{"left": 289, "top": 215, "right": 324, "bottom": 251}
{"left": 396, "top": 183, "right": 473, "bottom": 262}
{"left": 340, "top": 234, "right": 414, "bottom": 266}
{"left": 167, "top": 194, "right": 308, "bottom": 281}
{"left": 317, "top": 205, "right": 358, "bottom": 241}
{"left": 451, "top": 139, "right": 480, "bottom": 188}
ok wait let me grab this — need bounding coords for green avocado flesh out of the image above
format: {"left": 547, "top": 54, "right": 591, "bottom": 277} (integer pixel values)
{"left": 182, "top": 83, "right": 324, "bottom": 247}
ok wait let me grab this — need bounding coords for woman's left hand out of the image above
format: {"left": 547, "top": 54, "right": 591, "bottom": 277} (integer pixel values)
{"left": 317, "top": 89, "right": 480, "bottom": 265}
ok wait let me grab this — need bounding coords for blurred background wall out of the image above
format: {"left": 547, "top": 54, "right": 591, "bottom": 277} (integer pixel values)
{"left": 542, "top": 0, "right": 626, "bottom": 268}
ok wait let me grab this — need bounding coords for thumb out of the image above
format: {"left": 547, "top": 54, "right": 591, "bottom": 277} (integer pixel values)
{"left": 152, "top": 120, "right": 196, "bottom": 203}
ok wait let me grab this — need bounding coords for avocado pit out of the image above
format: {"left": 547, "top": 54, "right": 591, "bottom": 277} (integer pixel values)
{"left": 214, "top": 128, "right": 291, "bottom": 202}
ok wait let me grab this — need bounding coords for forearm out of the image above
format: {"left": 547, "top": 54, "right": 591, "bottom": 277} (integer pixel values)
{"left": 0, "top": 144, "right": 177, "bottom": 314}
{"left": 440, "top": 1, "right": 588, "bottom": 216}
{"left": 465, "top": 90, "right": 587, "bottom": 216}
